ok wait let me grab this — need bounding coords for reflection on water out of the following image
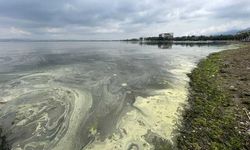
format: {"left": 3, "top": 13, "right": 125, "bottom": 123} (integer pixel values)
{"left": 0, "top": 42, "right": 235, "bottom": 150}
{"left": 137, "top": 41, "right": 231, "bottom": 49}
{"left": 138, "top": 42, "right": 173, "bottom": 49}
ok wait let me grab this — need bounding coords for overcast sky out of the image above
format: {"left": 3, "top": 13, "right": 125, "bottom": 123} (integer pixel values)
{"left": 0, "top": 0, "right": 249, "bottom": 40}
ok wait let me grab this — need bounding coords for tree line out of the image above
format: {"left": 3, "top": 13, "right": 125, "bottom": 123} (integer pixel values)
{"left": 124, "top": 31, "right": 250, "bottom": 41}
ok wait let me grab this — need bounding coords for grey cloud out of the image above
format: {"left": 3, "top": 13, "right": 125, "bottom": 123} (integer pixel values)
{"left": 0, "top": 0, "right": 249, "bottom": 39}
{"left": 211, "top": 2, "right": 250, "bottom": 20}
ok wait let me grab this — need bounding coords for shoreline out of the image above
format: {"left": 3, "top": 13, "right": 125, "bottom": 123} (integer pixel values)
{"left": 177, "top": 43, "right": 250, "bottom": 149}
{"left": 125, "top": 40, "right": 240, "bottom": 44}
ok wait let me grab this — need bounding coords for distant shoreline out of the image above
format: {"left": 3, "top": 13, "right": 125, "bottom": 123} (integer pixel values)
{"left": 135, "top": 40, "right": 239, "bottom": 44}
{"left": 0, "top": 39, "right": 121, "bottom": 42}
{"left": 0, "top": 39, "right": 246, "bottom": 43}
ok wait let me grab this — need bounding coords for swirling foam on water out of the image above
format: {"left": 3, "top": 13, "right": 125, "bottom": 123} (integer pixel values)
{"left": 0, "top": 70, "right": 92, "bottom": 150}
{"left": 84, "top": 57, "right": 194, "bottom": 150}
{"left": 0, "top": 42, "right": 236, "bottom": 150}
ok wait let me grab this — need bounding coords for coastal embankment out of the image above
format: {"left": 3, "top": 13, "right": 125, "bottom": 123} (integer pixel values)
{"left": 177, "top": 43, "right": 250, "bottom": 149}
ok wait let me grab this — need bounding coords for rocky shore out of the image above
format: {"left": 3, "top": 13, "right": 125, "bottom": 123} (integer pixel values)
{"left": 177, "top": 43, "right": 250, "bottom": 149}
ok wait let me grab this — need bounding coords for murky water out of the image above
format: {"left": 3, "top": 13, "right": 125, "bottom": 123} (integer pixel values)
{"left": 0, "top": 42, "right": 234, "bottom": 150}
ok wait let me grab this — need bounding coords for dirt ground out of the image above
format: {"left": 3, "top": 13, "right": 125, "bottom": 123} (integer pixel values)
{"left": 219, "top": 44, "right": 250, "bottom": 109}
{"left": 219, "top": 43, "right": 250, "bottom": 140}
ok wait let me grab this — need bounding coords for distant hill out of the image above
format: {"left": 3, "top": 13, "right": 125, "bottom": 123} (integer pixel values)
{"left": 215, "top": 27, "right": 250, "bottom": 35}
{"left": 237, "top": 27, "right": 250, "bottom": 34}
{"left": 218, "top": 29, "right": 241, "bottom": 35}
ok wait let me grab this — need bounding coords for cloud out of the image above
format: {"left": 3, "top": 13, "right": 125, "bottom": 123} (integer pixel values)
{"left": 0, "top": 0, "right": 249, "bottom": 39}
{"left": 10, "top": 27, "right": 31, "bottom": 35}
{"left": 184, "top": 20, "right": 250, "bottom": 35}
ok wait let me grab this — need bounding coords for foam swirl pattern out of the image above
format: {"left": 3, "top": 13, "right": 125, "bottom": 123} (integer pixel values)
{"left": 0, "top": 42, "right": 234, "bottom": 150}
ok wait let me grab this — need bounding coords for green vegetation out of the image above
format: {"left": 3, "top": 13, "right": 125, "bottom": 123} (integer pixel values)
{"left": 125, "top": 30, "right": 250, "bottom": 42}
{"left": 174, "top": 35, "right": 235, "bottom": 41}
{"left": 143, "top": 34, "right": 248, "bottom": 41}
{"left": 177, "top": 53, "right": 248, "bottom": 150}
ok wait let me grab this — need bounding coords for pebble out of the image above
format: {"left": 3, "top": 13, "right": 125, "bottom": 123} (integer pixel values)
{"left": 243, "top": 92, "right": 250, "bottom": 96}
{"left": 122, "top": 83, "right": 127, "bottom": 87}
{"left": 239, "top": 122, "right": 245, "bottom": 125}
{"left": 0, "top": 99, "right": 7, "bottom": 104}
{"left": 126, "top": 91, "right": 132, "bottom": 94}
{"left": 229, "top": 85, "right": 237, "bottom": 91}
{"left": 239, "top": 77, "right": 248, "bottom": 81}
{"left": 247, "top": 129, "right": 250, "bottom": 135}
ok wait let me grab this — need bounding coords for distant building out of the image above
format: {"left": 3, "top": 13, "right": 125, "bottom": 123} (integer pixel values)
{"left": 159, "top": 33, "right": 174, "bottom": 39}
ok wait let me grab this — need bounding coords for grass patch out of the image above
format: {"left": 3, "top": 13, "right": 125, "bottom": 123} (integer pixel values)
{"left": 177, "top": 53, "right": 247, "bottom": 150}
